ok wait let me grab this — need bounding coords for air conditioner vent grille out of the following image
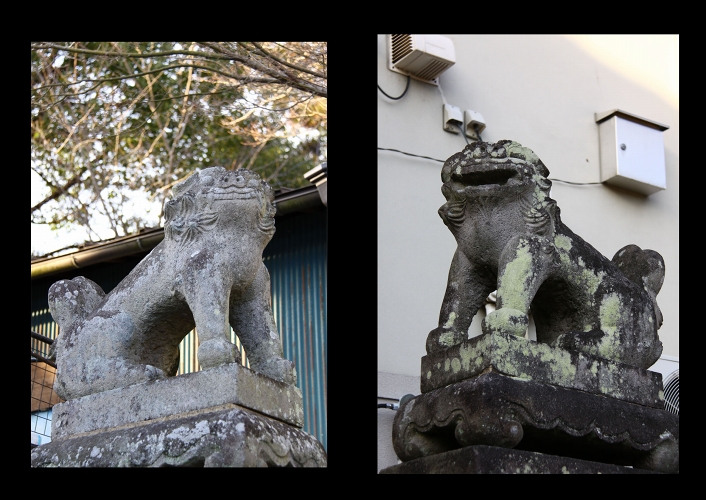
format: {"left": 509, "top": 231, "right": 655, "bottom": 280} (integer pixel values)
{"left": 663, "top": 369, "right": 679, "bottom": 416}
{"left": 416, "top": 60, "right": 451, "bottom": 81}
{"left": 391, "top": 35, "right": 413, "bottom": 64}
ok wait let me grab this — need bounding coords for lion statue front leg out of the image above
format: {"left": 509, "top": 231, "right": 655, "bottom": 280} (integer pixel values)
{"left": 482, "top": 234, "right": 555, "bottom": 338}
{"left": 426, "top": 249, "right": 495, "bottom": 354}
{"left": 229, "top": 263, "right": 296, "bottom": 385}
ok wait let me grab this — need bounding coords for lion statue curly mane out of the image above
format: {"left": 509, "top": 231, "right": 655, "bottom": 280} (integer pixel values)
{"left": 427, "top": 140, "right": 664, "bottom": 369}
{"left": 49, "top": 167, "right": 296, "bottom": 401}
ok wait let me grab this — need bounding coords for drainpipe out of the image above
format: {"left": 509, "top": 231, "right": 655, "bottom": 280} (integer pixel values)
{"left": 30, "top": 229, "right": 165, "bottom": 280}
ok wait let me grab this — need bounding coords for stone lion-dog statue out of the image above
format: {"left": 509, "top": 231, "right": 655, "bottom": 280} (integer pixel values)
{"left": 427, "top": 140, "right": 664, "bottom": 369}
{"left": 49, "top": 167, "right": 296, "bottom": 400}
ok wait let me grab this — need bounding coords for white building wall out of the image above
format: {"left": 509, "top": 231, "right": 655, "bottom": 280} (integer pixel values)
{"left": 377, "top": 35, "right": 678, "bottom": 471}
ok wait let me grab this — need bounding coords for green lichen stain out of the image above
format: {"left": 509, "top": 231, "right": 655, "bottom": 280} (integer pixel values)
{"left": 579, "top": 265, "right": 605, "bottom": 297}
{"left": 459, "top": 343, "right": 473, "bottom": 372}
{"left": 427, "top": 371, "right": 432, "bottom": 379}
{"left": 451, "top": 358, "right": 461, "bottom": 373}
{"left": 590, "top": 361, "right": 598, "bottom": 376}
{"left": 555, "top": 235, "right": 605, "bottom": 297}
{"left": 486, "top": 308, "right": 528, "bottom": 338}
{"left": 444, "top": 359, "right": 450, "bottom": 371}
{"left": 537, "top": 342, "right": 577, "bottom": 384}
{"left": 492, "top": 334, "right": 520, "bottom": 377}
{"left": 561, "top": 466, "right": 570, "bottom": 474}
{"left": 554, "top": 234, "right": 572, "bottom": 252}
{"left": 505, "top": 141, "right": 540, "bottom": 165}
{"left": 499, "top": 241, "right": 533, "bottom": 311}
{"left": 597, "top": 293, "right": 622, "bottom": 359}
{"left": 439, "top": 330, "right": 457, "bottom": 347}
{"left": 444, "top": 312, "right": 457, "bottom": 329}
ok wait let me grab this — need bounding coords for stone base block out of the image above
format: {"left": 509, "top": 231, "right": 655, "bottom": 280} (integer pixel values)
{"left": 31, "top": 404, "right": 327, "bottom": 467}
{"left": 421, "top": 332, "right": 664, "bottom": 407}
{"left": 51, "top": 362, "right": 303, "bottom": 440}
{"left": 380, "top": 445, "right": 660, "bottom": 474}
{"left": 393, "top": 372, "right": 678, "bottom": 473}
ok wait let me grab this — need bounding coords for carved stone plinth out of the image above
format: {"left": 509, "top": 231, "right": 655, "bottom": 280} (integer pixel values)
{"left": 421, "top": 332, "right": 664, "bottom": 407}
{"left": 389, "top": 333, "right": 678, "bottom": 474}
{"left": 380, "top": 445, "right": 660, "bottom": 474}
{"left": 31, "top": 363, "right": 326, "bottom": 467}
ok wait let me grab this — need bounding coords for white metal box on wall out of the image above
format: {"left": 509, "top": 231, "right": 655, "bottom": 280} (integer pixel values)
{"left": 595, "top": 109, "right": 669, "bottom": 196}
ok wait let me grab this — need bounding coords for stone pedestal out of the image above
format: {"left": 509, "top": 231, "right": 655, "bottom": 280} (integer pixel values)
{"left": 31, "top": 363, "right": 327, "bottom": 467}
{"left": 381, "top": 332, "right": 678, "bottom": 474}
{"left": 380, "top": 445, "right": 659, "bottom": 474}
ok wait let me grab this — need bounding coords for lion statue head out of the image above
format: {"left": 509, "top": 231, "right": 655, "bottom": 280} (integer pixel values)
{"left": 164, "top": 167, "right": 276, "bottom": 246}
{"left": 439, "top": 139, "right": 559, "bottom": 239}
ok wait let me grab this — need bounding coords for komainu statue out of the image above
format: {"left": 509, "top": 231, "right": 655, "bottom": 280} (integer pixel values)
{"left": 49, "top": 167, "right": 296, "bottom": 400}
{"left": 427, "top": 140, "right": 664, "bottom": 369}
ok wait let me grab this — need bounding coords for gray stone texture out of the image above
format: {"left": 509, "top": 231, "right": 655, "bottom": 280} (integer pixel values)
{"left": 384, "top": 140, "right": 678, "bottom": 474}
{"left": 380, "top": 445, "right": 660, "bottom": 474}
{"left": 393, "top": 372, "right": 678, "bottom": 473}
{"left": 31, "top": 405, "right": 326, "bottom": 468}
{"left": 427, "top": 140, "right": 665, "bottom": 369}
{"left": 48, "top": 167, "right": 296, "bottom": 401}
{"left": 52, "top": 361, "right": 303, "bottom": 440}
{"left": 36, "top": 167, "right": 328, "bottom": 468}
{"left": 421, "top": 332, "right": 664, "bottom": 408}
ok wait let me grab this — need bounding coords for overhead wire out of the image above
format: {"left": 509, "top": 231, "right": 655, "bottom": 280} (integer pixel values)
{"left": 378, "top": 78, "right": 599, "bottom": 186}
{"left": 378, "top": 147, "right": 604, "bottom": 185}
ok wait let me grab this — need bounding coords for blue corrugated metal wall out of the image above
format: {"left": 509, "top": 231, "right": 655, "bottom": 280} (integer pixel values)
{"left": 264, "top": 208, "right": 327, "bottom": 452}
{"left": 31, "top": 207, "right": 327, "bottom": 452}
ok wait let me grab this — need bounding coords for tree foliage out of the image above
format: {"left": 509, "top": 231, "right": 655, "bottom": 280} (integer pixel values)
{"left": 31, "top": 42, "right": 327, "bottom": 253}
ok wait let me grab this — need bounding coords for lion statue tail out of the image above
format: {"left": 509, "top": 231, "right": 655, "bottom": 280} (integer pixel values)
{"left": 48, "top": 277, "right": 106, "bottom": 353}
{"left": 612, "top": 244, "right": 665, "bottom": 296}
{"left": 612, "top": 243, "right": 665, "bottom": 330}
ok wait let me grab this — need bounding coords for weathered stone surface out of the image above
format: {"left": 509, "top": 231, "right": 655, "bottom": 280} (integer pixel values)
{"left": 393, "top": 372, "right": 678, "bottom": 473}
{"left": 380, "top": 445, "right": 659, "bottom": 474}
{"left": 426, "top": 140, "right": 665, "bottom": 369}
{"left": 52, "top": 361, "right": 303, "bottom": 440}
{"left": 421, "top": 332, "right": 664, "bottom": 408}
{"left": 48, "top": 167, "right": 296, "bottom": 401}
{"left": 31, "top": 405, "right": 326, "bottom": 467}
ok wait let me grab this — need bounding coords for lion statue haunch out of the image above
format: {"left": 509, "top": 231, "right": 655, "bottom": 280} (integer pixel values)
{"left": 49, "top": 167, "right": 296, "bottom": 401}
{"left": 427, "top": 140, "right": 664, "bottom": 369}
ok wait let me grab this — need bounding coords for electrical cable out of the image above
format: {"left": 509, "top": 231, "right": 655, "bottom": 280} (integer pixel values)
{"left": 455, "top": 122, "right": 469, "bottom": 144}
{"left": 379, "top": 147, "right": 605, "bottom": 185}
{"left": 378, "top": 76, "right": 411, "bottom": 100}
{"left": 378, "top": 147, "right": 444, "bottom": 163}
{"left": 474, "top": 124, "right": 483, "bottom": 142}
{"left": 548, "top": 178, "right": 602, "bottom": 186}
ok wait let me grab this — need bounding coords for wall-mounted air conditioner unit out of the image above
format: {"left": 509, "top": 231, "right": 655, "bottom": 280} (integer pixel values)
{"left": 649, "top": 355, "right": 679, "bottom": 416}
{"left": 388, "top": 35, "right": 456, "bottom": 86}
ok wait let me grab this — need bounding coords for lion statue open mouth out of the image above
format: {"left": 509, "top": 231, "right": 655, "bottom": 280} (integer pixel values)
{"left": 427, "top": 140, "right": 664, "bottom": 369}
{"left": 49, "top": 167, "right": 296, "bottom": 401}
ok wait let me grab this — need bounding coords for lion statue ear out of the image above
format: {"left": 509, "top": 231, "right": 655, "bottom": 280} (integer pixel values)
{"left": 172, "top": 171, "right": 201, "bottom": 198}
{"left": 536, "top": 162, "right": 550, "bottom": 178}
